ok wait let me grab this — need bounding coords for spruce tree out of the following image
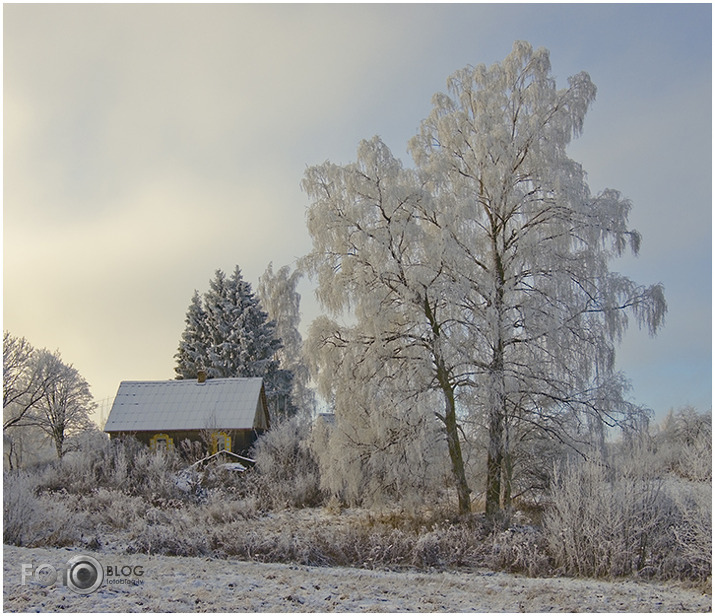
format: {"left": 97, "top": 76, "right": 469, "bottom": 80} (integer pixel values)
{"left": 174, "top": 291, "right": 209, "bottom": 378}
{"left": 175, "top": 266, "right": 289, "bottom": 416}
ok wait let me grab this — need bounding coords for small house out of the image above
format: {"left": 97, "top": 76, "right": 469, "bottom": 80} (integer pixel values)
{"left": 104, "top": 375, "right": 270, "bottom": 455}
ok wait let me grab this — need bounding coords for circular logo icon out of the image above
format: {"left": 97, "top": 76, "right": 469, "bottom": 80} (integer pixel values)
{"left": 65, "top": 555, "right": 104, "bottom": 594}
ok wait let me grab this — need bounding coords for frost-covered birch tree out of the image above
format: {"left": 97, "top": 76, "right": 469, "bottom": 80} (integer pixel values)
{"left": 258, "top": 263, "right": 314, "bottom": 416}
{"left": 302, "top": 139, "right": 475, "bottom": 513}
{"left": 302, "top": 41, "right": 666, "bottom": 516}
{"left": 410, "top": 41, "right": 666, "bottom": 515}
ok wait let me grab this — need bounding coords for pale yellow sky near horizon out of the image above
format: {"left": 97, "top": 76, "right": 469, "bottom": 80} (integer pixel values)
{"left": 4, "top": 3, "right": 711, "bottom": 424}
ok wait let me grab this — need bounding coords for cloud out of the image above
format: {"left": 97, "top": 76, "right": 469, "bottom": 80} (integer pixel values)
{"left": 4, "top": 4, "right": 711, "bottom": 417}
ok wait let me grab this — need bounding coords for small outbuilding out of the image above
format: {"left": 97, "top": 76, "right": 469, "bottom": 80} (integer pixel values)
{"left": 104, "top": 376, "right": 270, "bottom": 455}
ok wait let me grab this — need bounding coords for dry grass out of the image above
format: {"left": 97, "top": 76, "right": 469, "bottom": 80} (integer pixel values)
{"left": 4, "top": 423, "right": 711, "bottom": 584}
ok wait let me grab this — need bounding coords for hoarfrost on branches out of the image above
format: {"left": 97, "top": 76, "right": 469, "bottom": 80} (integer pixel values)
{"left": 258, "top": 263, "right": 314, "bottom": 417}
{"left": 302, "top": 41, "right": 666, "bottom": 516}
{"left": 3, "top": 334, "right": 95, "bottom": 461}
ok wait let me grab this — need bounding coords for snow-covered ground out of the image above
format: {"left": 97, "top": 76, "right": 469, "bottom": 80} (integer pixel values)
{"left": 4, "top": 545, "right": 711, "bottom": 612}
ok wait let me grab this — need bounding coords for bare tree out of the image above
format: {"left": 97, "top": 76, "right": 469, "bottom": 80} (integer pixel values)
{"left": 26, "top": 350, "right": 96, "bottom": 459}
{"left": 3, "top": 332, "right": 60, "bottom": 430}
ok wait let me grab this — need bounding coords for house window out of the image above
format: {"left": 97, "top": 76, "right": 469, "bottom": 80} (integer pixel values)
{"left": 211, "top": 431, "right": 231, "bottom": 455}
{"left": 150, "top": 433, "right": 174, "bottom": 452}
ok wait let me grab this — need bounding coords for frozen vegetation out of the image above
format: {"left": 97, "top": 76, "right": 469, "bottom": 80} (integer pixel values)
{"left": 3, "top": 407, "right": 712, "bottom": 611}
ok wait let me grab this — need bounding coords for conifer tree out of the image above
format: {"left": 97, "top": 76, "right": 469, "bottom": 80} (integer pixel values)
{"left": 174, "top": 291, "right": 209, "bottom": 377}
{"left": 175, "top": 266, "right": 288, "bottom": 415}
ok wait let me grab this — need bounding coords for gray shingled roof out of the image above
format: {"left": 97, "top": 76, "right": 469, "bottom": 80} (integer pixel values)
{"left": 104, "top": 378, "right": 267, "bottom": 433}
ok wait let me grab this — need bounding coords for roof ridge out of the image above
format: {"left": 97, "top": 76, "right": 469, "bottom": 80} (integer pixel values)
{"left": 118, "top": 376, "right": 263, "bottom": 384}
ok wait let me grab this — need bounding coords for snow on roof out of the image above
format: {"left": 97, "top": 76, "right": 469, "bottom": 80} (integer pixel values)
{"left": 104, "top": 377, "right": 266, "bottom": 433}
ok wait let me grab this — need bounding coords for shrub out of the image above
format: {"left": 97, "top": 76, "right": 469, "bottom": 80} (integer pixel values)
{"left": 126, "top": 507, "right": 211, "bottom": 557}
{"left": 3, "top": 471, "right": 83, "bottom": 547}
{"left": 203, "top": 492, "right": 259, "bottom": 523}
{"left": 667, "top": 480, "right": 712, "bottom": 581}
{"left": 250, "top": 416, "right": 324, "bottom": 509}
{"left": 4, "top": 471, "right": 42, "bottom": 545}
{"left": 35, "top": 436, "right": 199, "bottom": 504}
{"left": 201, "top": 508, "right": 490, "bottom": 569}
{"left": 66, "top": 487, "right": 149, "bottom": 535}
{"left": 656, "top": 407, "right": 712, "bottom": 481}
{"left": 543, "top": 455, "right": 711, "bottom": 581}
{"left": 488, "top": 525, "right": 551, "bottom": 576}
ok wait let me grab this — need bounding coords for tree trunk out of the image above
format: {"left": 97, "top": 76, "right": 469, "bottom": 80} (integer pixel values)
{"left": 425, "top": 295, "right": 472, "bottom": 516}
{"left": 486, "top": 244, "right": 507, "bottom": 519}
{"left": 53, "top": 426, "right": 64, "bottom": 459}
{"left": 5, "top": 437, "right": 16, "bottom": 471}
{"left": 502, "top": 410, "right": 514, "bottom": 513}
{"left": 486, "top": 404, "right": 503, "bottom": 517}
{"left": 440, "top": 380, "right": 471, "bottom": 515}
{"left": 502, "top": 447, "right": 513, "bottom": 513}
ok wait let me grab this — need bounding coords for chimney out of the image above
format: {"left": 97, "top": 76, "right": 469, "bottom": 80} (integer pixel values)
{"left": 197, "top": 370, "right": 207, "bottom": 384}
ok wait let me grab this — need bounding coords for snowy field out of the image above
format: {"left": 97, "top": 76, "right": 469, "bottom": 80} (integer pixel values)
{"left": 4, "top": 545, "right": 711, "bottom": 612}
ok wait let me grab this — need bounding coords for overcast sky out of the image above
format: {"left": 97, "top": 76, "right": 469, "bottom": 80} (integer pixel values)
{"left": 4, "top": 3, "right": 711, "bottom": 423}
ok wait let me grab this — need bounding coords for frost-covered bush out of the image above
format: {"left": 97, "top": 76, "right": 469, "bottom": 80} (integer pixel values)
{"left": 63, "top": 426, "right": 111, "bottom": 456}
{"left": 204, "top": 491, "right": 259, "bottom": 523}
{"left": 250, "top": 416, "right": 324, "bottom": 509}
{"left": 545, "top": 458, "right": 664, "bottom": 577}
{"left": 76, "top": 488, "right": 149, "bottom": 531}
{"left": 4, "top": 471, "right": 42, "bottom": 545}
{"left": 35, "top": 435, "right": 195, "bottom": 503}
{"left": 36, "top": 435, "right": 133, "bottom": 495}
{"left": 128, "top": 448, "right": 185, "bottom": 503}
{"left": 667, "top": 480, "right": 712, "bottom": 581}
{"left": 206, "top": 508, "right": 489, "bottom": 569}
{"left": 544, "top": 455, "right": 711, "bottom": 580}
{"left": 3, "top": 471, "right": 83, "bottom": 547}
{"left": 488, "top": 525, "right": 551, "bottom": 576}
{"left": 126, "top": 507, "right": 211, "bottom": 557}
{"left": 655, "top": 407, "right": 712, "bottom": 481}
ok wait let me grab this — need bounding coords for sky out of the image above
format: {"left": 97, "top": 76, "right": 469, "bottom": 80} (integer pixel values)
{"left": 4, "top": 3, "right": 712, "bottom": 424}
